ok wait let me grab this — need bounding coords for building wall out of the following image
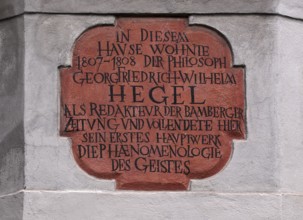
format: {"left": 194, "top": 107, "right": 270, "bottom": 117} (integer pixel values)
{"left": 0, "top": 13, "right": 24, "bottom": 220}
{"left": 1, "top": 1, "right": 303, "bottom": 219}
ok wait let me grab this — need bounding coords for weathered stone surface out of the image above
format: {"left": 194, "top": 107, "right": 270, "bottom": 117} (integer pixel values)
{"left": 60, "top": 17, "right": 246, "bottom": 190}
{"left": 276, "top": 17, "right": 303, "bottom": 193}
{"left": 24, "top": 0, "right": 279, "bottom": 14}
{"left": 282, "top": 195, "right": 303, "bottom": 219}
{"left": 23, "top": 0, "right": 303, "bottom": 20}
{"left": 0, "top": 17, "right": 24, "bottom": 196}
{"left": 189, "top": 15, "right": 280, "bottom": 192}
{"left": 25, "top": 144, "right": 114, "bottom": 191}
{"left": 23, "top": 15, "right": 272, "bottom": 193}
{"left": 189, "top": 15, "right": 303, "bottom": 194}
{"left": 278, "top": 0, "right": 303, "bottom": 20}
{"left": 23, "top": 191, "right": 280, "bottom": 220}
{"left": 0, "top": 0, "right": 24, "bottom": 20}
{"left": 24, "top": 15, "right": 115, "bottom": 190}
{"left": 24, "top": 14, "right": 303, "bottom": 194}
{"left": 1, "top": 0, "right": 303, "bottom": 20}
{"left": 0, "top": 5, "right": 302, "bottom": 219}
{"left": 0, "top": 192, "right": 23, "bottom": 220}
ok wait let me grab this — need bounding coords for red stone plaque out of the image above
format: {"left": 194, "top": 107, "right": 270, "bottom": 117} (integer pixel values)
{"left": 60, "top": 18, "right": 246, "bottom": 190}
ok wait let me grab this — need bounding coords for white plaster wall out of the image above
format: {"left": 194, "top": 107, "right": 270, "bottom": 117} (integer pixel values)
{"left": 0, "top": 0, "right": 24, "bottom": 20}
{"left": 3, "top": 0, "right": 303, "bottom": 20}
{"left": 190, "top": 15, "right": 280, "bottom": 192}
{"left": 24, "top": 0, "right": 279, "bottom": 14}
{"left": 0, "top": 16, "right": 24, "bottom": 199}
{"left": 23, "top": 0, "right": 303, "bottom": 20}
{"left": 23, "top": 15, "right": 281, "bottom": 193}
{"left": 23, "top": 191, "right": 280, "bottom": 220}
{"left": 277, "top": 0, "right": 303, "bottom": 20}
{"left": 276, "top": 18, "right": 303, "bottom": 193}
{"left": 0, "top": 1, "right": 303, "bottom": 219}
{"left": 21, "top": 14, "right": 303, "bottom": 219}
{"left": 0, "top": 192, "right": 23, "bottom": 220}
{"left": 0, "top": 14, "right": 24, "bottom": 220}
{"left": 24, "top": 15, "right": 115, "bottom": 191}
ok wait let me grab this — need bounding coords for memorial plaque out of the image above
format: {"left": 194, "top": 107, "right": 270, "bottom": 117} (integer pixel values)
{"left": 59, "top": 18, "right": 246, "bottom": 190}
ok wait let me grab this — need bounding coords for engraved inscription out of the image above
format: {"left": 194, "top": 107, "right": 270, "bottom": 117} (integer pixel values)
{"left": 59, "top": 18, "right": 246, "bottom": 190}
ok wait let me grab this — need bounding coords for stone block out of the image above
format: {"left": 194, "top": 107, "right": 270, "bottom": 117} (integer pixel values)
{"left": 190, "top": 16, "right": 279, "bottom": 192}
{"left": 276, "top": 18, "right": 303, "bottom": 193}
{"left": 24, "top": 0, "right": 279, "bottom": 15}
{"left": 0, "top": 192, "right": 23, "bottom": 220}
{"left": 282, "top": 195, "right": 303, "bottom": 219}
{"left": 24, "top": 15, "right": 115, "bottom": 190}
{"left": 0, "top": 0, "right": 24, "bottom": 20}
{"left": 0, "top": 17, "right": 24, "bottom": 196}
{"left": 23, "top": 191, "right": 280, "bottom": 220}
